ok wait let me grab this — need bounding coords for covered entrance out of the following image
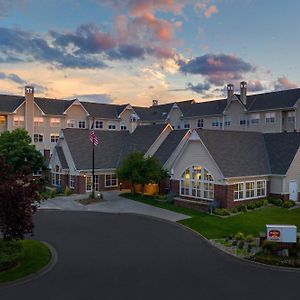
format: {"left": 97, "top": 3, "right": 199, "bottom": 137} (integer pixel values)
{"left": 289, "top": 180, "right": 298, "bottom": 201}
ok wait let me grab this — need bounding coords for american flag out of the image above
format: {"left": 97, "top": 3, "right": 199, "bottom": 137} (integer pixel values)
{"left": 89, "top": 121, "right": 99, "bottom": 146}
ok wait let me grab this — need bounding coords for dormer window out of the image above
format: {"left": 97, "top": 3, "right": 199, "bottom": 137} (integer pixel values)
{"left": 224, "top": 116, "right": 231, "bottom": 127}
{"left": 265, "top": 112, "right": 275, "bottom": 123}
{"left": 197, "top": 119, "right": 204, "bottom": 128}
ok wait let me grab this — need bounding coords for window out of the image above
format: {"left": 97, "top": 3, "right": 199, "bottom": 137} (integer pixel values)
{"left": 257, "top": 180, "right": 266, "bottom": 197}
{"left": 288, "top": 111, "right": 295, "bottom": 123}
{"left": 52, "top": 165, "right": 61, "bottom": 186}
{"left": 78, "top": 120, "right": 86, "bottom": 129}
{"left": 224, "top": 116, "right": 231, "bottom": 127}
{"left": 69, "top": 175, "right": 75, "bottom": 189}
{"left": 197, "top": 119, "right": 204, "bottom": 128}
{"left": 265, "top": 112, "right": 275, "bottom": 123}
{"left": 50, "top": 134, "right": 59, "bottom": 143}
{"left": 50, "top": 118, "right": 60, "bottom": 127}
{"left": 120, "top": 123, "right": 127, "bottom": 130}
{"left": 105, "top": 174, "right": 118, "bottom": 187}
{"left": 34, "top": 133, "right": 44, "bottom": 143}
{"left": 240, "top": 114, "right": 246, "bottom": 126}
{"left": 250, "top": 113, "right": 260, "bottom": 124}
{"left": 108, "top": 122, "right": 116, "bottom": 130}
{"left": 245, "top": 181, "right": 255, "bottom": 198}
{"left": 234, "top": 183, "right": 244, "bottom": 200}
{"left": 34, "top": 117, "right": 43, "bottom": 127}
{"left": 67, "top": 119, "right": 75, "bottom": 128}
{"left": 13, "top": 115, "right": 24, "bottom": 127}
{"left": 0, "top": 116, "right": 6, "bottom": 126}
{"left": 180, "top": 166, "right": 214, "bottom": 200}
{"left": 184, "top": 122, "right": 190, "bottom": 129}
{"left": 95, "top": 120, "right": 103, "bottom": 129}
{"left": 33, "top": 169, "right": 42, "bottom": 176}
{"left": 86, "top": 175, "right": 99, "bottom": 192}
{"left": 212, "top": 118, "right": 220, "bottom": 127}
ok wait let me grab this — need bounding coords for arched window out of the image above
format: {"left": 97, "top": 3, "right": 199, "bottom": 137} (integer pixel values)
{"left": 180, "top": 166, "right": 214, "bottom": 200}
{"left": 52, "top": 165, "right": 62, "bottom": 186}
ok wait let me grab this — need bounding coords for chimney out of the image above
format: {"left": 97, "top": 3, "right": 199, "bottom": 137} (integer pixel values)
{"left": 25, "top": 86, "right": 35, "bottom": 141}
{"left": 152, "top": 99, "right": 158, "bottom": 106}
{"left": 227, "top": 83, "right": 234, "bottom": 100}
{"left": 240, "top": 81, "right": 247, "bottom": 105}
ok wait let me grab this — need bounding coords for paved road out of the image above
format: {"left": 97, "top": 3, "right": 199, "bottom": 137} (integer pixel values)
{"left": 39, "top": 190, "right": 189, "bottom": 222}
{"left": 1, "top": 210, "right": 300, "bottom": 300}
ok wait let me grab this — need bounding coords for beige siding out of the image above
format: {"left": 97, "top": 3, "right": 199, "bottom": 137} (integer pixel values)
{"left": 226, "top": 176, "right": 269, "bottom": 184}
{"left": 172, "top": 139, "right": 224, "bottom": 182}
{"left": 186, "top": 116, "right": 223, "bottom": 130}
{"left": 223, "top": 100, "right": 246, "bottom": 131}
{"left": 66, "top": 104, "right": 88, "bottom": 128}
{"left": 145, "top": 126, "right": 172, "bottom": 157}
{"left": 296, "top": 104, "right": 300, "bottom": 130}
{"left": 168, "top": 106, "right": 182, "bottom": 129}
{"left": 285, "top": 147, "right": 300, "bottom": 193}
{"left": 119, "top": 107, "right": 137, "bottom": 132}
{"left": 246, "top": 110, "right": 282, "bottom": 133}
{"left": 11, "top": 103, "right": 25, "bottom": 131}
{"left": 270, "top": 176, "right": 284, "bottom": 194}
{"left": 282, "top": 110, "right": 295, "bottom": 132}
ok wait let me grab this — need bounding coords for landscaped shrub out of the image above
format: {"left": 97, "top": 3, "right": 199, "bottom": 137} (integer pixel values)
{"left": 64, "top": 186, "right": 72, "bottom": 196}
{"left": 232, "top": 240, "right": 237, "bottom": 246}
{"left": 262, "top": 199, "right": 269, "bottom": 206}
{"left": 246, "top": 202, "right": 255, "bottom": 210}
{"left": 230, "top": 207, "right": 238, "bottom": 214}
{"left": 261, "top": 240, "right": 277, "bottom": 255}
{"left": 214, "top": 208, "right": 231, "bottom": 216}
{"left": 238, "top": 240, "right": 245, "bottom": 249}
{"left": 50, "top": 189, "right": 57, "bottom": 198}
{"left": 0, "top": 240, "right": 24, "bottom": 271}
{"left": 55, "top": 186, "right": 64, "bottom": 195}
{"left": 245, "top": 234, "right": 254, "bottom": 243}
{"left": 237, "top": 205, "right": 247, "bottom": 212}
{"left": 166, "top": 193, "right": 174, "bottom": 204}
{"left": 270, "top": 198, "right": 283, "bottom": 207}
{"left": 282, "top": 200, "right": 296, "bottom": 209}
{"left": 254, "top": 200, "right": 264, "bottom": 208}
{"left": 235, "top": 232, "right": 245, "bottom": 241}
{"left": 227, "top": 234, "right": 234, "bottom": 240}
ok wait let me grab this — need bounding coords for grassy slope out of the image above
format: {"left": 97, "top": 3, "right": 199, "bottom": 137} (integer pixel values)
{"left": 0, "top": 240, "right": 51, "bottom": 283}
{"left": 121, "top": 193, "right": 300, "bottom": 239}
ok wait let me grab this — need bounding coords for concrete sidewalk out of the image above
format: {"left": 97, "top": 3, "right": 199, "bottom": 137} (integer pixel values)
{"left": 38, "top": 190, "right": 190, "bottom": 222}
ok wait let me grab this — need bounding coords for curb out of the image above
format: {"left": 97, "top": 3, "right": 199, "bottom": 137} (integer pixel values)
{"left": 0, "top": 241, "right": 58, "bottom": 288}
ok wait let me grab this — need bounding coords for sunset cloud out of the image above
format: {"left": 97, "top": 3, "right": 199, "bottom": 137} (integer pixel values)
{"left": 204, "top": 5, "right": 218, "bottom": 18}
{"left": 274, "top": 76, "right": 298, "bottom": 91}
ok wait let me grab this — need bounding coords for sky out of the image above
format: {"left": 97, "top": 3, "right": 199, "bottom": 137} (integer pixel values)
{"left": 0, "top": 0, "right": 299, "bottom": 106}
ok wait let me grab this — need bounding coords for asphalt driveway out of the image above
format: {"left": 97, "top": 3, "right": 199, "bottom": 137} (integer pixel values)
{"left": 1, "top": 210, "right": 300, "bottom": 300}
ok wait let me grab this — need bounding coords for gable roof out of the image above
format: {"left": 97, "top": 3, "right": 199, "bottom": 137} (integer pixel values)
{"left": 81, "top": 102, "right": 124, "bottom": 119}
{"left": 34, "top": 98, "right": 75, "bottom": 115}
{"left": 55, "top": 146, "right": 69, "bottom": 169}
{"left": 196, "top": 129, "right": 270, "bottom": 178}
{"left": 264, "top": 132, "right": 300, "bottom": 174}
{"left": 246, "top": 88, "right": 300, "bottom": 112}
{"left": 154, "top": 129, "right": 189, "bottom": 164}
{"left": 0, "top": 95, "right": 24, "bottom": 113}
{"left": 62, "top": 124, "right": 168, "bottom": 170}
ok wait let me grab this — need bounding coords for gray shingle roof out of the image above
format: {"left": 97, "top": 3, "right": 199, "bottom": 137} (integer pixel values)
{"left": 196, "top": 129, "right": 271, "bottom": 177}
{"left": 55, "top": 146, "right": 69, "bottom": 169}
{"left": 264, "top": 132, "right": 300, "bottom": 174}
{"left": 34, "top": 98, "right": 75, "bottom": 115}
{"left": 0, "top": 95, "right": 24, "bottom": 112}
{"left": 81, "top": 102, "right": 126, "bottom": 119}
{"left": 62, "top": 124, "right": 168, "bottom": 170}
{"left": 154, "top": 130, "right": 189, "bottom": 164}
{"left": 246, "top": 88, "right": 300, "bottom": 112}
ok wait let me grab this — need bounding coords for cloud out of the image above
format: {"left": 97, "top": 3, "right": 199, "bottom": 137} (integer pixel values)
{"left": 0, "top": 27, "right": 108, "bottom": 69}
{"left": 247, "top": 80, "right": 265, "bottom": 92}
{"left": 0, "top": 0, "right": 28, "bottom": 18}
{"left": 0, "top": 72, "right": 27, "bottom": 84}
{"left": 107, "top": 44, "right": 145, "bottom": 60}
{"left": 179, "top": 54, "right": 255, "bottom": 85}
{"left": 187, "top": 82, "right": 210, "bottom": 93}
{"left": 273, "top": 76, "right": 298, "bottom": 91}
{"left": 204, "top": 5, "right": 218, "bottom": 18}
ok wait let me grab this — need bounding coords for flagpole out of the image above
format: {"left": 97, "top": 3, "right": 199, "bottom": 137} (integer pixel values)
{"left": 92, "top": 117, "right": 95, "bottom": 199}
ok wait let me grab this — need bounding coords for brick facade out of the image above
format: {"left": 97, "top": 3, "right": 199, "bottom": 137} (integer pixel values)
{"left": 169, "top": 179, "right": 179, "bottom": 195}
{"left": 269, "top": 193, "right": 290, "bottom": 201}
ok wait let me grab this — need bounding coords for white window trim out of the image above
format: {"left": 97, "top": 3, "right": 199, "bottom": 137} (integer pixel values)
{"left": 50, "top": 134, "right": 59, "bottom": 143}
{"left": 105, "top": 174, "right": 118, "bottom": 188}
{"left": 233, "top": 180, "right": 267, "bottom": 202}
{"left": 69, "top": 175, "right": 75, "bottom": 189}
{"left": 78, "top": 120, "right": 86, "bottom": 129}
{"left": 34, "top": 133, "right": 44, "bottom": 143}
{"left": 265, "top": 112, "right": 276, "bottom": 124}
{"left": 108, "top": 122, "right": 116, "bottom": 130}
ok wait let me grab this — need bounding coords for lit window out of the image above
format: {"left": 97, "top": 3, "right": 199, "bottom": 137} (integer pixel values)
{"left": 34, "top": 117, "right": 43, "bottom": 127}
{"left": 50, "top": 118, "right": 60, "bottom": 127}
{"left": 197, "top": 119, "right": 204, "bottom": 128}
{"left": 245, "top": 181, "right": 255, "bottom": 198}
{"left": 250, "top": 113, "right": 260, "bottom": 124}
{"left": 95, "top": 120, "right": 103, "bottom": 129}
{"left": 67, "top": 119, "right": 75, "bottom": 128}
{"left": 180, "top": 166, "right": 214, "bottom": 200}
{"left": 78, "top": 120, "right": 86, "bottom": 129}
{"left": 265, "top": 112, "right": 275, "bottom": 123}
{"left": 0, "top": 116, "right": 6, "bottom": 126}
{"left": 234, "top": 183, "right": 244, "bottom": 200}
{"left": 86, "top": 175, "right": 99, "bottom": 192}
{"left": 34, "top": 133, "right": 44, "bottom": 143}
{"left": 13, "top": 115, "right": 24, "bottom": 127}
{"left": 105, "top": 174, "right": 118, "bottom": 187}
{"left": 50, "top": 134, "right": 59, "bottom": 143}
{"left": 108, "top": 122, "right": 116, "bottom": 130}
{"left": 288, "top": 111, "right": 295, "bottom": 123}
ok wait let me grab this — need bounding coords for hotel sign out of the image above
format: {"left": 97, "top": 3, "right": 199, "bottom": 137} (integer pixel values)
{"left": 266, "top": 225, "right": 297, "bottom": 243}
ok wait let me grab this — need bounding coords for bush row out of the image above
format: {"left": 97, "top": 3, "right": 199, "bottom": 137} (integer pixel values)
{"left": 269, "top": 198, "right": 296, "bottom": 208}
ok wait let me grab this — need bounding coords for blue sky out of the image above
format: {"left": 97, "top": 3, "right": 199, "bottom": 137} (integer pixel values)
{"left": 0, "top": 0, "right": 299, "bottom": 105}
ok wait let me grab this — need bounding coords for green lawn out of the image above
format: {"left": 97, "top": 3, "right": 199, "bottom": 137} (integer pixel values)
{"left": 0, "top": 239, "right": 51, "bottom": 283}
{"left": 121, "top": 193, "right": 300, "bottom": 239}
